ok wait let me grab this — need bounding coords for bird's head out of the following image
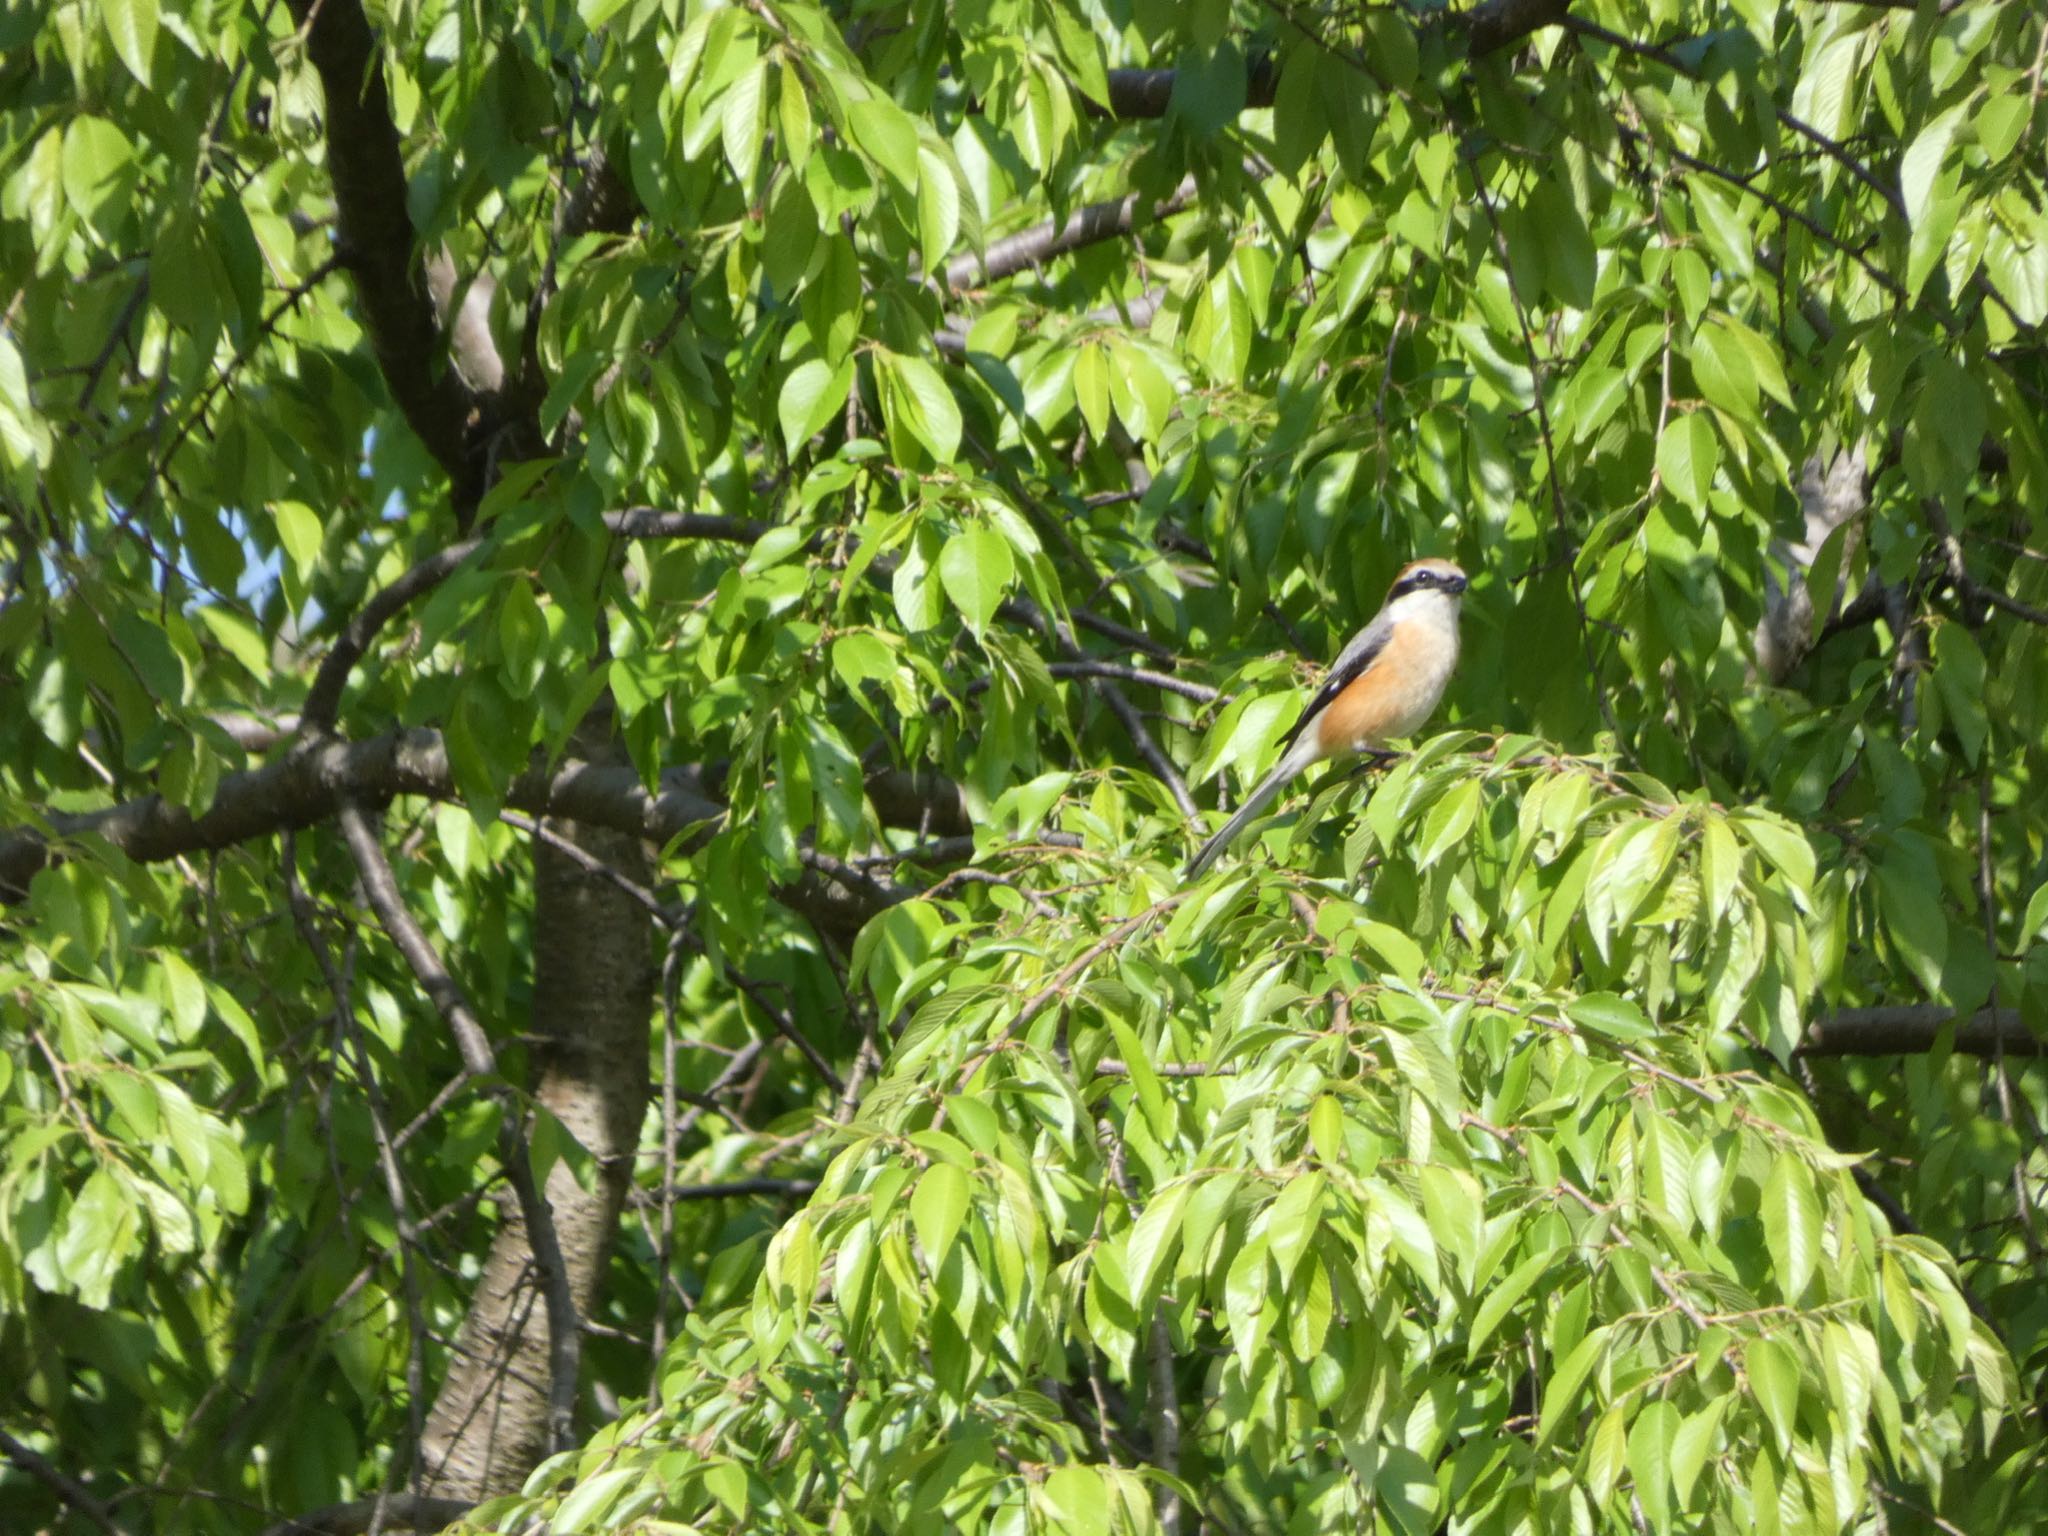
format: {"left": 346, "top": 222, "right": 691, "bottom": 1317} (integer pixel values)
{"left": 1385, "top": 557, "right": 1470, "bottom": 612}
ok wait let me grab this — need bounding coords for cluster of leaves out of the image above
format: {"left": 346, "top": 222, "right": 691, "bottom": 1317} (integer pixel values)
{"left": 492, "top": 754, "right": 2009, "bottom": 1533}
{"left": 3, "top": 0, "right": 2047, "bottom": 1530}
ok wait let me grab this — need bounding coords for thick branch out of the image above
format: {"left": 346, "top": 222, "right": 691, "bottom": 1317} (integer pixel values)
{"left": 1462, "top": 0, "right": 1576, "bottom": 59}
{"left": 1100, "top": 61, "right": 1277, "bottom": 119}
{"left": 1097, "top": 0, "right": 1575, "bottom": 121}
{"left": 945, "top": 177, "right": 1197, "bottom": 292}
{"left": 0, "top": 731, "right": 976, "bottom": 936}
{"left": 258, "top": 1494, "right": 473, "bottom": 1536}
{"left": 286, "top": 0, "right": 481, "bottom": 511}
{"left": 1800, "top": 1006, "right": 2046, "bottom": 1059}
{"left": 425, "top": 250, "right": 505, "bottom": 393}
{"left": 0, "top": 731, "right": 718, "bottom": 899}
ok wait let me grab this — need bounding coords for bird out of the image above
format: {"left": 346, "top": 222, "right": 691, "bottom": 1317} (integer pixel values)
{"left": 1185, "top": 557, "right": 1470, "bottom": 879}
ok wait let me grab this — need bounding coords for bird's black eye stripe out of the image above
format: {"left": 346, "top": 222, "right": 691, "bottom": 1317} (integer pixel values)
{"left": 1393, "top": 569, "right": 1436, "bottom": 596}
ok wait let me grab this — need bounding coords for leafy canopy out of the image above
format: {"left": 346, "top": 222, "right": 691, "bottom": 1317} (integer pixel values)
{"left": 2, "top": 0, "right": 2047, "bottom": 1533}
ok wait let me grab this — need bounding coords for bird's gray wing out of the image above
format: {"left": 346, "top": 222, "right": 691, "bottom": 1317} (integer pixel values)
{"left": 1275, "top": 611, "right": 1393, "bottom": 755}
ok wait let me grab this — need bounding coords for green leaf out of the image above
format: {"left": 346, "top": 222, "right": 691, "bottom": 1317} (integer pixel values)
{"left": 938, "top": 526, "right": 1014, "bottom": 636}
{"left": 100, "top": 0, "right": 157, "bottom": 86}
{"left": 54, "top": 1168, "right": 140, "bottom": 1309}
{"left": 1125, "top": 1181, "right": 1192, "bottom": 1303}
{"left": 1073, "top": 342, "right": 1110, "bottom": 442}
{"left": 1533, "top": 174, "right": 1596, "bottom": 311}
{"left": 1417, "top": 1165, "right": 1482, "bottom": 1283}
{"left": 1670, "top": 1396, "right": 1730, "bottom": 1510}
{"left": 847, "top": 96, "right": 921, "bottom": 193}
{"left": 831, "top": 633, "right": 895, "bottom": 691}
{"left": 779, "top": 357, "right": 851, "bottom": 451}
{"left": 1712, "top": 314, "right": 1792, "bottom": 407}
{"left": 915, "top": 146, "right": 959, "bottom": 271}
{"left": 61, "top": 115, "right": 136, "bottom": 227}
{"left": 721, "top": 60, "right": 766, "bottom": 186}
{"left": 2022, "top": 881, "right": 2048, "bottom": 947}
{"left": 1627, "top": 1399, "right": 1679, "bottom": 1531}
{"left": 778, "top": 59, "right": 813, "bottom": 171}
{"left": 193, "top": 606, "right": 271, "bottom": 681}
{"left": 1587, "top": 1402, "right": 1628, "bottom": 1506}
{"left": 1745, "top": 1335, "right": 1798, "bottom": 1452}
{"left": 892, "top": 530, "right": 945, "bottom": 633}
{"left": 1037, "top": 1465, "right": 1110, "bottom": 1536}
{"left": 552, "top": 1467, "right": 635, "bottom": 1533}
{"left": 273, "top": 501, "right": 323, "bottom": 581}
{"left": 1566, "top": 992, "right": 1656, "bottom": 1042}
{"left": 1732, "top": 812, "right": 1815, "bottom": 898}
{"left": 1692, "top": 322, "right": 1758, "bottom": 425}
{"left": 1415, "top": 778, "right": 1481, "bottom": 868}
{"left": 883, "top": 351, "right": 961, "bottom": 463}
{"left": 1901, "top": 106, "right": 1966, "bottom": 232}
{"left": 1538, "top": 1323, "right": 1612, "bottom": 1447}
{"left": 911, "top": 1162, "right": 970, "bottom": 1268}
{"left": 1656, "top": 413, "right": 1717, "bottom": 511}
{"left": 1467, "top": 1248, "right": 1553, "bottom": 1361}
{"left": 1761, "top": 1154, "right": 1821, "bottom": 1303}
{"left": 1931, "top": 622, "right": 1989, "bottom": 766}
{"left": 1874, "top": 854, "right": 1948, "bottom": 996}
{"left": 1789, "top": 32, "right": 1863, "bottom": 143}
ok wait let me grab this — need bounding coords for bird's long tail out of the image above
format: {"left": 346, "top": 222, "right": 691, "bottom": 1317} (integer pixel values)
{"left": 1184, "top": 735, "right": 1322, "bottom": 880}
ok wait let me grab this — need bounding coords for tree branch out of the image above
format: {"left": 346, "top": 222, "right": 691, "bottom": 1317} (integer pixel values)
{"left": 1800, "top": 1006, "right": 2046, "bottom": 1059}
{"left": 657, "top": 1177, "right": 818, "bottom": 1201}
{"left": 945, "top": 177, "right": 1198, "bottom": 292}
{"left": 0, "top": 731, "right": 981, "bottom": 938}
{"left": 0, "top": 1427, "right": 128, "bottom": 1536}
{"left": 298, "top": 511, "right": 768, "bottom": 733}
{"left": 336, "top": 801, "right": 586, "bottom": 1455}
{"left": 1098, "top": 62, "right": 1276, "bottom": 120}
{"left": 0, "top": 730, "right": 720, "bottom": 900}
{"left": 285, "top": 0, "right": 482, "bottom": 514}
{"left": 257, "top": 1493, "right": 474, "bottom": 1536}
{"left": 1095, "top": 0, "right": 1576, "bottom": 121}
{"left": 967, "top": 660, "right": 1223, "bottom": 705}
{"left": 1462, "top": 0, "right": 1576, "bottom": 59}
{"left": 1094, "top": 678, "right": 1199, "bottom": 817}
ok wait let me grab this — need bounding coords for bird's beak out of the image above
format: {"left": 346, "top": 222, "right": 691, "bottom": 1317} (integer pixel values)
{"left": 1445, "top": 572, "right": 1470, "bottom": 595}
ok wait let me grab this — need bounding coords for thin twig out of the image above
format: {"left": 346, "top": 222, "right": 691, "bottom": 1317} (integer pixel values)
{"left": 1461, "top": 147, "right": 1625, "bottom": 748}
{"left": 1097, "top": 1116, "right": 1181, "bottom": 1533}
{"left": 0, "top": 1427, "right": 128, "bottom": 1536}
{"left": 1094, "top": 678, "right": 1199, "bottom": 816}
{"left": 657, "top": 1178, "right": 820, "bottom": 1201}
{"left": 954, "top": 900, "right": 1182, "bottom": 1091}
{"left": 1094, "top": 1058, "right": 1234, "bottom": 1078}
{"left": 283, "top": 830, "right": 428, "bottom": 1501}
{"left": 965, "top": 660, "right": 1222, "bottom": 704}
{"left": 503, "top": 810, "right": 678, "bottom": 923}
{"left": 650, "top": 927, "right": 687, "bottom": 1400}
{"left": 334, "top": 800, "right": 584, "bottom": 1456}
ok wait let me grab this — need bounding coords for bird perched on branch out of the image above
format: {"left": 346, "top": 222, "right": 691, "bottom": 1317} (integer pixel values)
{"left": 1186, "top": 558, "right": 1469, "bottom": 879}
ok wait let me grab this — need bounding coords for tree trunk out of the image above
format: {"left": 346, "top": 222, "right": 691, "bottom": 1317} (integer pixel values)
{"left": 418, "top": 808, "right": 654, "bottom": 1498}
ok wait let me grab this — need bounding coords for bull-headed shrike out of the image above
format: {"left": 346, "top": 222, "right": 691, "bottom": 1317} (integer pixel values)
{"left": 1186, "top": 558, "right": 1469, "bottom": 878}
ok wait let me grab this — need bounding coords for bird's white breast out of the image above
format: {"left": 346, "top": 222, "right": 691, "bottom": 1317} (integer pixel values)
{"left": 1364, "top": 592, "right": 1462, "bottom": 742}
